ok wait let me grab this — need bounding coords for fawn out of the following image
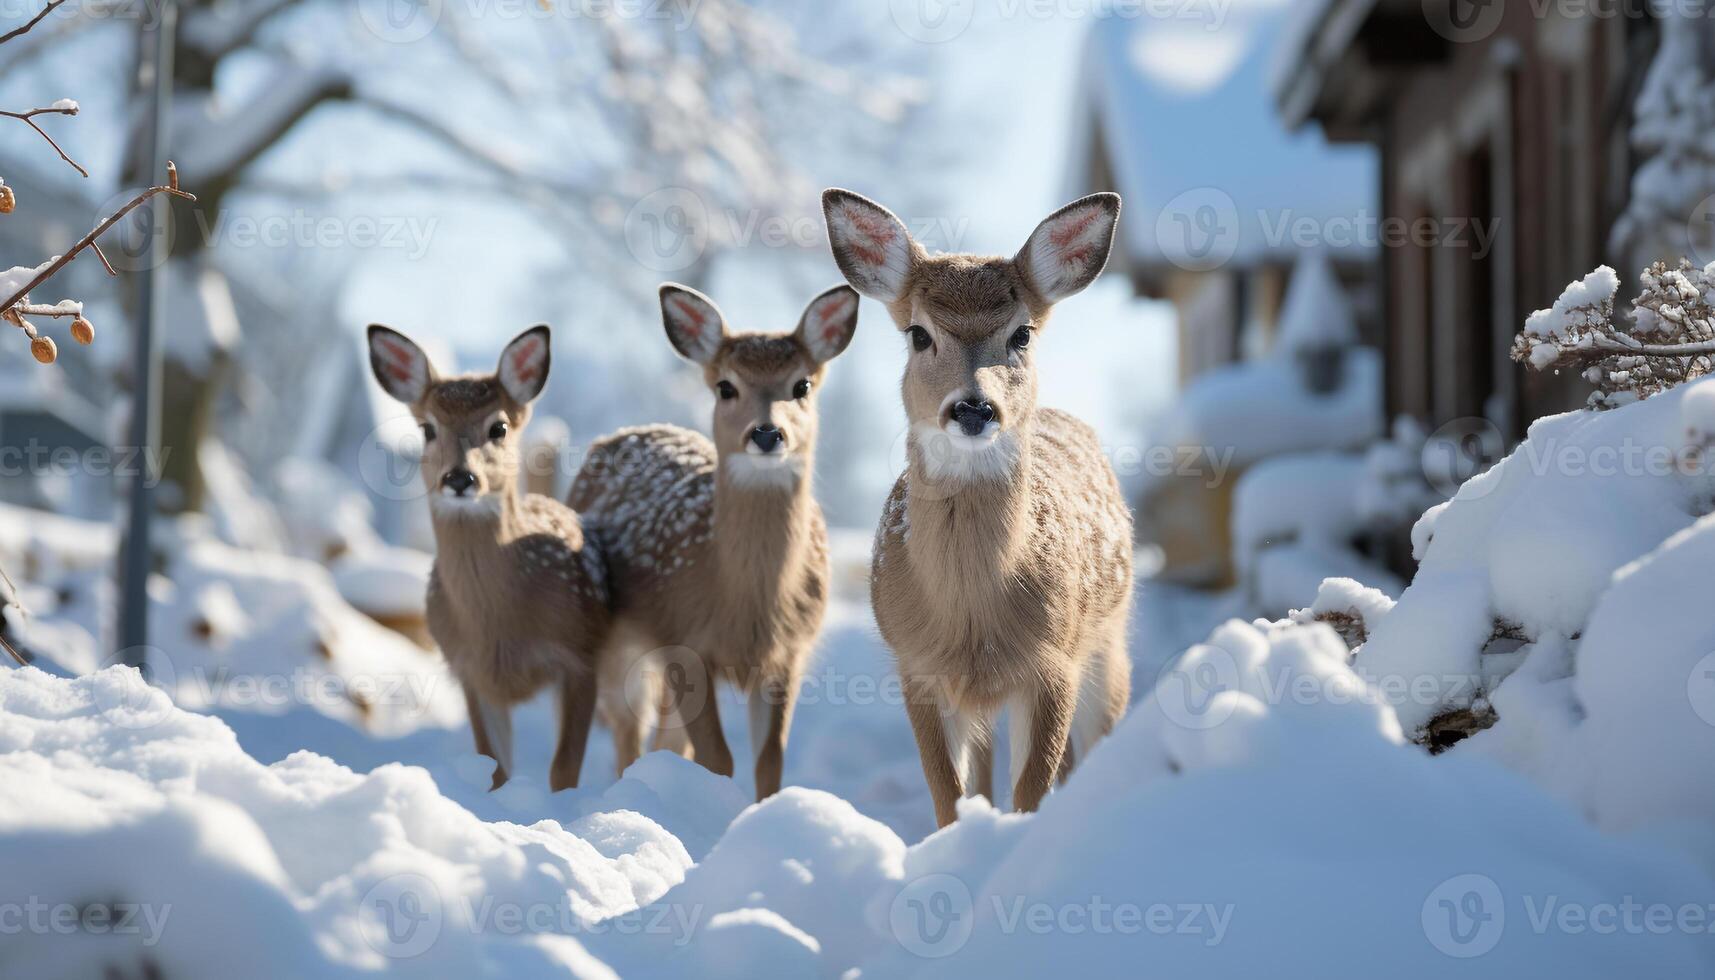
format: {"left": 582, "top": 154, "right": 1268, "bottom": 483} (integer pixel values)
{"left": 569, "top": 283, "right": 856, "bottom": 800}
{"left": 368, "top": 324, "right": 611, "bottom": 792}
{"left": 822, "top": 189, "right": 1134, "bottom": 827}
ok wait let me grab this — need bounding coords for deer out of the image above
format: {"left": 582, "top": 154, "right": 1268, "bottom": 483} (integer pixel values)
{"left": 568, "top": 282, "right": 856, "bottom": 801}
{"left": 367, "top": 324, "right": 611, "bottom": 793}
{"left": 822, "top": 188, "right": 1134, "bottom": 827}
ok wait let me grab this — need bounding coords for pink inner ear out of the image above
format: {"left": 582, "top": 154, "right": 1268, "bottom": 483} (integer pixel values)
{"left": 669, "top": 296, "right": 708, "bottom": 340}
{"left": 839, "top": 204, "right": 896, "bottom": 269}
{"left": 509, "top": 338, "right": 541, "bottom": 384}
{"left": 812, "top": 292, "right": 854, "bottom": 344}
{"left": 1047, "top": 208, "right": 1100, "bottom": 249}
{"left": 378, "top": 338, "right": 419, "bottom": 384}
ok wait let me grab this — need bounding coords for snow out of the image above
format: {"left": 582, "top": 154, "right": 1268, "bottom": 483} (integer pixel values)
{"left": 8, "top": 606, "right": 1715, "bottom": 977}
{"left": 0, "top": 257, "right": 55, "bottom": 302}
{"left": 1355, "top": 384, "right": 1714, "bottom": 735}
{"left": 49, "top": 98, "right": 78, "bottom": 112}
{"left": 1682, "top": 373, "right": 1715, "bottom": 448}
{"left": 1521, "top": 265, "right": 1620, "bottom": 358}
{"left": 1074, "top": 6, "right": 1376, "bottom": 272}
{"left": 331, "top": 545, "right": 433, "bottom": 619}
{"left": 1274, "top": 251, "right": 1358, "bottom": 354}
{"left": 1157, "top": 346, "right": 1382, "bottom": 469}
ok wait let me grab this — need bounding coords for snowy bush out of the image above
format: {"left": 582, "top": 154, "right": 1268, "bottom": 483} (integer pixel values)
{"left": 1234, "top": 375, "right": 1715, "bottom": 866}
{"left": 1512, "top": 261, "right": 1715, "bottom": 408}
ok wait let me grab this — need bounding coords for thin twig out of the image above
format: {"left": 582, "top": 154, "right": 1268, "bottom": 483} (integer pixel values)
{"left": 0, "top": 631, "right": 24, "bottom": 667}
{"left": 0, "top": 104, "right": 85, "bottom": 177}
{"left": 0, "top": 560, "right": 24, "bottom": 667}
{"left": 0, "top": 0, "right": 68, "bottom": 46}
{"left": 0, "top": 169, "right": 196, "bottom": 316}
{"left": 90, "top": 242, "right": 116, "bottom": 276}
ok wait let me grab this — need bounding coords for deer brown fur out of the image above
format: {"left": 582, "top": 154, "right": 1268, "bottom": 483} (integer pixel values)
{"left": 569, "top": 284, "right": 857, "bottom": 800}
{"left": 823, "top": 189, "right": 1134, "bottom": 827}
{"left": 367, "top": 324, "right": 611, "bottom": 793}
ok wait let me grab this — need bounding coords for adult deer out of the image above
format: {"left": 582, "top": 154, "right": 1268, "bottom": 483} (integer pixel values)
{"left": 823, "top": 189, "right": 1133, "bottom": 826}
{"left": 570, "top": 283, "right": 856, "bottom": 800}
{"left": 368, "top": 324, "right": 610, "bottom": 792}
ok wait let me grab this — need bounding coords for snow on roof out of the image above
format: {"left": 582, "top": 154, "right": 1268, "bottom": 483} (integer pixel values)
{"left": 1159, "top": 346, "right": 1382, "bottom": 467}
{"left": 1274, "top": 250, "right": 1359, "bottom": 354}
{"left": 1074, "top": 6, "right": 1377, "bottom": 275}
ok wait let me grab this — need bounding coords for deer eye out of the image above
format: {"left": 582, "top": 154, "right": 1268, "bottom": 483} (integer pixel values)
{"left": 793, "top": 379, "right": 811, "bottom": 400}
{"left": 421, "top": 422, "right": 436, "bottom": 442}
{"left": 717, "top": 380, "right": 738, "bottom": 400}
{"left": 488, "top": 420, "right": 508, "bottom": 442}
{"left": 1009, "top": 325, "right": 1032, "bottom": 351}
{"left": 908, "top": 325, "right": 931, "bottom": 352}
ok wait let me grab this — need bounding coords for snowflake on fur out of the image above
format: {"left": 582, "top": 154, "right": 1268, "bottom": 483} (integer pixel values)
{"left": 1512, "top": 260, "right": 1715, "bottom": 409}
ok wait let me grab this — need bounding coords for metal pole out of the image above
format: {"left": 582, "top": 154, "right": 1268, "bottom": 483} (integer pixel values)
{"left": 117, "top": 0, "right": 176, "bottom": 671}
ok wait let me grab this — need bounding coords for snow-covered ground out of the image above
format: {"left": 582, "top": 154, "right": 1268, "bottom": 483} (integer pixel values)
{"left": 7, "top": 421, "right": 1715, "bottom": 977}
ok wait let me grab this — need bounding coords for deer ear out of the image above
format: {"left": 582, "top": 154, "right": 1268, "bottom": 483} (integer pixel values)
{"left": 660, "top": 284, "right": 726, "bottom": 365}
{"left": 497, "top": 325, "right": 551, "bottom": 404}
{"left": 1016, "top": 193, "right": 1120, "bottom": 304}
{"left": 368, "top": 325, "right": 436, "bottom": 404}
{"left": 795, "top": 285, "right": 859, "bottom": 364}
{"left": 822, "top": 188, "right": 917, "bottom": 304}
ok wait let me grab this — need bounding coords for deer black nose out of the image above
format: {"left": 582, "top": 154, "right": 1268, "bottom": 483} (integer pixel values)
{"left": 952, "top": 400, "right": 996, "bottom": 437}
{"left": 749, "top": 425, "right": 785, "bottom": 453}
{"left": 441, "top": 468, "right": 477, "bottom": 496}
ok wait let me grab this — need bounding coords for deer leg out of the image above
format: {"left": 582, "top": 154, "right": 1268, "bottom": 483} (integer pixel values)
{"left": 464, "top": 687, "right": 495, "bottom": 761}
{"left": 675, "top": 651, "right": 733, "bottom": 777}
{"left": 968, "top": 724, "right": 995, "bottom": 804}
{"left": 903, "top": 678, "right": 963, "bottom": 828}
{"left": 749, "top": 669, "right": 800, "bottom": 801}
{"left": 604, "top": 649, "right": 654, "bottom": 778}
{"left": 550, "top": 672, "right": 599, "bottom": 792}
{"left": 470, "top": 693, "right": 514, "bottom": 792}
{"left": 1010, "top": 674, "right": 1075, "bottom": 813}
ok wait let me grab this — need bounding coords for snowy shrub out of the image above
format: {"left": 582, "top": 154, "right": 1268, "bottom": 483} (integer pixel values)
{"left": 1512, "top": 260, "right": 1715, "bottom": 408}
{"left": 1218, "top": 377, "right": 1715, "bottom": 865}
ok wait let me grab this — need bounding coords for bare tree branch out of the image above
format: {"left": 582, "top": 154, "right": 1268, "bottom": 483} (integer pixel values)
{"left": 2, "top": 167, "right": 195, "bottom": 315}
{"left": 0, "top": 0, "right": 69, "bottom": 46}
{"left": 0, "top": 103, "right": 86, "bottom": 177}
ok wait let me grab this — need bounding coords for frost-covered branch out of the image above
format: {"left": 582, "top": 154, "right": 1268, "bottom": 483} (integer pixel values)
{"left": 1511, "top": 260, "right": 1715, "bottom": 407}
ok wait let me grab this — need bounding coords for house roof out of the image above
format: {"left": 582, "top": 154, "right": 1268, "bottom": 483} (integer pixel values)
{"left": 1272, "top": 0, "right": 1457, "bottom": 135}
{"left": 1071, "top": 7, "right": 1378, "bottom": 285}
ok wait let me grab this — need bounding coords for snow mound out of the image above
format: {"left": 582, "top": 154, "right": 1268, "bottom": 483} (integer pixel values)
{"left": 1355, "top": 381, "right": 1715, "bottom": 736}
{"left": 7, "top": 621, "right": 1715, "bottom": 977}
{"left": 864, "top": 618, "right": 1714, "bottom": 976}
{"left": 0, "top": 665, "right": 694, "bottom": 979}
